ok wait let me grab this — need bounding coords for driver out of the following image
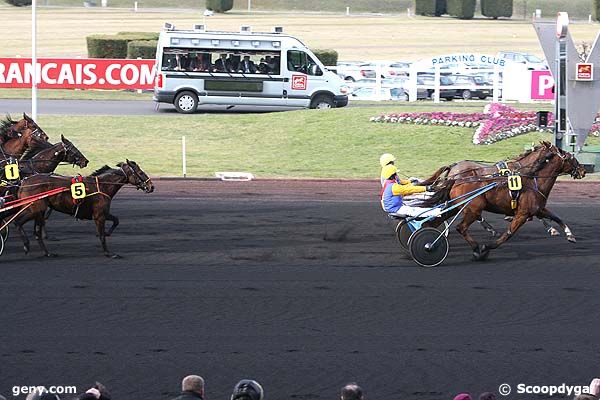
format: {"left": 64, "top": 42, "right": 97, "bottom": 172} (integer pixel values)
{"left": 380, "top": 164, "right": 441, "bottom": 218}
{"left": 379, "top": 153, "right": 420, "bottom": 186}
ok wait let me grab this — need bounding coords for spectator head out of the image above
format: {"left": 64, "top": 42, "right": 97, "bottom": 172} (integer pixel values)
{"left": 340, "top": 383, "right": 364, "bottom": 400}
{"left": 230, "top": 379, "right": 264, "bottom": 400}
{"left": 26, "top": 393, "right": 60, "bottom": 400}
{"left": 0, "top": 395, "right": 6, "bottom": 400}
{"left": 243, "top": 55, "right": 250, "bottom": 61}
{"left": 574, "top": 395, "right": 598, "bottom": 400}
{"left": 453, "top": 395, "right": 472, "bottom": 400}
{"left": 479, "top": 393, "right": 496, "bottom": 400}
{"left": 220, "top": 54, "right": 228, "bottom": 60}
{"left": 182, "top": 375, "right": 205, "bottom": 396}
{"left": 590, "top": 379, "right": 600, "bottom": 396}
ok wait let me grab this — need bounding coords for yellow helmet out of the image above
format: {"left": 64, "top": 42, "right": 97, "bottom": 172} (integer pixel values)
{"left": 381, "top": 164, "right": 398, "bottom": 180}
{"left": 379, "top": 153, "right": 396, "bottom": 167}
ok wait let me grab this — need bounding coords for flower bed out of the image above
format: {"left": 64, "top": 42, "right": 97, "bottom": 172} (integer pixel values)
{"left": 370, "top": 103, "right": 563, "bottom": 145}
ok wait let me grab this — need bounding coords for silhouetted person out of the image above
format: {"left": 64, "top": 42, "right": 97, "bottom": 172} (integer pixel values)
{"left": 340, "top": 383, "right": 364, "bottom": 400}
{"left": 170, "top": 375, "right": 205, "bottom": 400}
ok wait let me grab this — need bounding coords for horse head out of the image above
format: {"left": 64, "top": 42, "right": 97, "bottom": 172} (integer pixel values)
{"left": 22, "top": 113, "right": 49, "bottom": 142}
{"left": 543, "top": 142, "right": 586, "bottom": 179}
{"left": 118, "top": 159, "right": 154, "bottom": 193}
{"left": 60, "top": 135, "right": 89, "bottom": 168}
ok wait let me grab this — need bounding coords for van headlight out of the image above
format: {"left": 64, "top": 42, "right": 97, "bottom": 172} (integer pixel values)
{"left": 340, "top": 85, "right": 349, "bottom": 94}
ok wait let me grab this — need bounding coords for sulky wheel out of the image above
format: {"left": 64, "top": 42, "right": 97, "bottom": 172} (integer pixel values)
{"left": 0, "top": 219, "right": 8, "bottom": 242}
{"left": 408, "top": 227, "right": 449, "bottom": 268}
{"left": 423, "top": 219, "right": 449, "bottom": 237}
{"left": 0, "top": 232, "right": 5, "bottom": 257}
{"left": 395, "top": 220, "right": 413, "bottom": 254}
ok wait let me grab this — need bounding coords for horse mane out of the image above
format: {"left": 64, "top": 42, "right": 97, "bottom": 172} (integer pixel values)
{"left": 420, "top": 180, "right": 455, "bottom": 208}
{"left": 91, "top": 165, "right": 113, "bottom": 176}
{"left": 20, "top": 139, "right": 54, "bottom": 160}
{"left": 0, "top": 115, "right": 17, "bottom": 136}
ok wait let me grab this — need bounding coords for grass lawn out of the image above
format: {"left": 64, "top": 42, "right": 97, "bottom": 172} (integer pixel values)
{"left": 28, "top": 103, "right": 593, "bottom": 179}
{"left": 0, "top": 88, "right": 150, "bottom": 100}
{"left": 1, "top": 7, "right": 599, "bottom": 61}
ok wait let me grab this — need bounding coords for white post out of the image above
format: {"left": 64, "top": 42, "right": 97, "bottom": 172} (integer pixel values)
{"left": 101, "top": 0, "right": 107, "bottom": 6}
{"left": 182, "top": 136, "right": 187, "bottom": 178}
{"left": 492, "top": 66, "right": 500, "bottom": 103}
{"left": 407, "top": 8, "right": 411, "bottom": 17}
{"left": 137, "top": 57, "right": 143, "bottom": 93}
{"left": 346, "top": 6, "right": 350, "bottom": 16}
{"left": 375, "top": 62, "right": 382, "bottom": 101}
{"left": 433, "top": 65, "right": 440, "bottom": 103}
{"left": 590, "top": 14, "right": 593, "bottom": 24}
{"left": 248, "top": 0, "right": 251, "bottom": 12}
{"left": 134, "top": 1, "right": 137, "bottom": 11}
{"left": 408, "top": 63, "right": 417, "bottom": 102}
{"left": 31, "top": 0, "right": 37, "bottom": 120}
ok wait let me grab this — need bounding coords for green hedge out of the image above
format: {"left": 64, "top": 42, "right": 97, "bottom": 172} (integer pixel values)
{"left": 481, "top": 0, "right": 513, "bottom": 18}
{"left": 594, "top": 0, "right": 600, "bottom": 21}
{"left": 414, "top": 0, "right": 446, "bottom": 16}
{"left": 87, "top": 32, "right": 159, "bottom": 58}
{"left": 446, "top": 0, "right": 476, "bottom": 19}
{"left": 312, "top": 49, "right": 338, "bottom": 66}
{"left": 5, "top": 0, "right": 32, "bottom": 5}
{"left": 127, "top": 40, "right": 158, "bottom": 59}
{"left": 206, "top": 0, "right": 234, "bottom": 12}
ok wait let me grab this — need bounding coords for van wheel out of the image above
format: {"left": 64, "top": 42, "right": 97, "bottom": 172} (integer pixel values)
{"left": 310, "top": 94, "right": 335, "bottom": 109}
{"left": 174, "top": 91, "right": 198, "bottom": 113}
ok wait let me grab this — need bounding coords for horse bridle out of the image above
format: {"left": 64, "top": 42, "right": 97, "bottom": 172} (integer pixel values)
{"left": 120, "top": 163, "right": 151, "bottom": 191}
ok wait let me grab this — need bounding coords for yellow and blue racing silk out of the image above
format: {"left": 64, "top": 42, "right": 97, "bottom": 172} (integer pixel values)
{"left": 380, "top": 179, "right": 427, "bottom": 213}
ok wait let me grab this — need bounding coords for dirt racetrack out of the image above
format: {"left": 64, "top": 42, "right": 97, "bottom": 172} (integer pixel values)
{"left": 1, "top": 180, "right": 599, "bottom": 400}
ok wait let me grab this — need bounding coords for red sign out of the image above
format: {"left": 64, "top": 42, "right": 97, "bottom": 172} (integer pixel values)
{"left": 291, "top": 74, "right": 307, "bottom": 90}
{"left": 576, "top": 63, "right": 593, "bottom": 81}
{"left": 0, "top": 58, "right": 156, "bottom": 89}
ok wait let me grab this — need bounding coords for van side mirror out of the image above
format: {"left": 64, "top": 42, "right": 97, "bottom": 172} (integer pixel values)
{"left": 311, "top": 64, "right": 322, "bottom": 76}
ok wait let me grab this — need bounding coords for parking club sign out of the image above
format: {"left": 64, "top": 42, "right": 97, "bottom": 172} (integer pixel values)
{"left": 576, "top": 63, "right": 593, "bottom": 81}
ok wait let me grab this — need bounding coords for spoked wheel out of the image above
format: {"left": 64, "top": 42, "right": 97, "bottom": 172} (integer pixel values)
{"left": 423, "top": 219, "right": 449, "bottom": 237}
{"left": 395, "top": 220, "right": 413, "bottom": 254}
{"left": 0, "top": 219, "right": 8, "bottom": 242}
{"left": 408, "top": 227, "right": 449, "bottom": 268}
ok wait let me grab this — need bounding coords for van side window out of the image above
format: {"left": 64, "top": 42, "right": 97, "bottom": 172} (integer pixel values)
{"left": 161, "top": 48, "right": 281, "bottom": 74}
{"left": 287, "top": 50, "right": 322, "bottom": 76}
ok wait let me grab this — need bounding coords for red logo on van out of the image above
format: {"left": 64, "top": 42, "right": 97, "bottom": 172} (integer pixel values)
{"left": 292, "top": 75, "right": 307, "bottom": 90}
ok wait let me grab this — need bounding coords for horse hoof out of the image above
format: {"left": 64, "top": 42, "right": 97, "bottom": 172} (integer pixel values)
{"left": 548, "top": 227, "right": 560, "bottom": 236}
{"left": 504, "top": 216, "right": 513, "bottom": 221}
{"left": 105, "top": 253, "right": 122, "bottom": 259}
{"left": 45, "top": 253, "right": 58, "bottom": 258}
{"left": 23, "top": 246, "right": 29, "bottom": 254}
{"left": 472, "top": 245, "right": 490, "bottom": 261}
{"left": 567, "top": 235, "right": 577, "bottom": 243}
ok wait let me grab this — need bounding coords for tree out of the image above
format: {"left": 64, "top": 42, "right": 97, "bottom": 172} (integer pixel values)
{"left": 205, "top": 0, "right": 234, "bottom": 13}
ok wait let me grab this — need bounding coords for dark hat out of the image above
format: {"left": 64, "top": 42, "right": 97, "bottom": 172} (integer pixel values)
{"left": 230, "top": 380, "right": 264, "bottom": 400}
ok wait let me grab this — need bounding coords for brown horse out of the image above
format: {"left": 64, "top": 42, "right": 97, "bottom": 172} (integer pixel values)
{"left": 14, "top": 160, "right": 154, "bottom": 258}
{"left": 0, "top": 114, "right": 49, "bottom": 159}
{"left": 420, "top": 143, "right": 580, "bottom": 242}
{"left": 436, "top": 142, "right": 585, "bottom": 261}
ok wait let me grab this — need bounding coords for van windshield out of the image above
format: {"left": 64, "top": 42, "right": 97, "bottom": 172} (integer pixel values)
{"left": 161, "top": 48, "right": 281, "bottom": 75}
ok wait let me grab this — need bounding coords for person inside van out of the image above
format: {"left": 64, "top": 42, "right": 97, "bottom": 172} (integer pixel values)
{"left": 269, "top": 56, "right": 281, "bottom": 74}
{"left": 240, "top": 55, "right": 257, "bottom": 74}
{"left": 258, "top": 58, "right": 268, "bottom": 74}
{"left": 215, "top": 54, "right": 231, "bottom": 72}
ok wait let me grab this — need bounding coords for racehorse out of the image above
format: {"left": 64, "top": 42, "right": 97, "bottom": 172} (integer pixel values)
{"left": 18, "top": 135, "right": 89, "bottom": 175}
{"left": 420, "top": 143, "right": 581, "bottom": 242}
{"left": 13, "top": 160, "right": 154, "bottom": 258}
{"left": 0, "top": 114, "right": 49, "bottom": 158}
{"left": 434, "top": 142, "right": 585, "bottom": 261}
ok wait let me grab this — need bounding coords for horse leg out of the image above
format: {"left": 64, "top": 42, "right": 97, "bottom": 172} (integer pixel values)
{"left": 456, "top": 208, "right": 486, "bottom": 260}
{"left": 484, "top": 213, "right": 530, "bottom": 254}
{"left": 477, "top": 216, "right": 498, "bottom": 237}
{"left": 95, "top": 215, "right": 120, "bottom": 259}
{"left": 34, "top": 212, "right": 55, "bottom": 257}
{"left": 540, "top": 218, "right": 560, "bottom": 237}
{"left": 105, "top": 214, "right": 119, "bottom": 236}
{"left": 13, "top": 213, "right": 32, "bottom": 254}
{"left": 537, "top": 207, "right": 576, "bottom": 242}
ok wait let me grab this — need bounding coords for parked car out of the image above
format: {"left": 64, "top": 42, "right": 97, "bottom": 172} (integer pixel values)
{"left": 351, "top": 86, "right": 409, "bottom": 101}
{"left": 448, "top": 75, "right": 492, "bottom": 100}
{"left": 497, "top": 51, "right": 548, "bottom": 70}
{"left": 419, "top": 75, "right": 456, "bottom": 100}
{"left": 336, "top": 62, "right": 377, "bottom": 81}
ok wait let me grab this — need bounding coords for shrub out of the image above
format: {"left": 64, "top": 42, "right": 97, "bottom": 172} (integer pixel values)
{"left": 5, "top": 0, "right": 32, "bottom": 5}
{"left": 446, "top": 0, "right": 476, "bottom": 19}
{"left": 117, "top": 32, "right": 160, "bottom": 40}
{"left": 312, "top": 49, "right": 338, "bottom": 66}
{"left": 127, "top": 40, "right": 158, "bottom": 59}
{"left": 594, "top": 0, "right": 600, "bottom": 21}
{"left": 87, "top": 35, "right": 129, "bottom": 58}
{"left": 415, "top": 0, "right": 446, "bottom": 16}
{"left": 481, "top": 0, "right": 513, "bottom": 18}
{"left": 206, "top": 0, "right": 234, "bottom": 13}
{"left": 87, "top": 33, "right": 159, "bottom": 58}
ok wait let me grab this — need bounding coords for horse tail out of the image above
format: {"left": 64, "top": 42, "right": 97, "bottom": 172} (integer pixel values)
{"left": 420, "top": 179, "right": 455, "bottom": 208}
{"left": 420, "top": 165, "right": 452, "bottom": 186}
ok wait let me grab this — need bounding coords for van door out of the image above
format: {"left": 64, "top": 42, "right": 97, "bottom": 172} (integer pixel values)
{"left": 283, "top": 50, "right": 328, "bottom": 107}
